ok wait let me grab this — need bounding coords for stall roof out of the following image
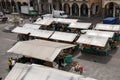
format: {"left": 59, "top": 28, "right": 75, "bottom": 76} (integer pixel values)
{"left": 50, "top": 31, "right": 77, "bottom": 42}
{"left": 23, "top": 23, "right": 41, "bottom": 29}
{"left": 12, "top": 27, "right": 53, "bottom": 39}
{"left": 85, "top": 30, "right": 114, "bottom": 38}
{"left": 34, "top": 19, "right": 54, "bottom": 26}
{"left": 68, "top": 22, "right": 92, "bottom": 29}
{"left": 94, "top": 24, "right": 120, "bottom": 32}
{"left": 12, "top": 27, "right": 33, "bottom": 34}
{"left": 77, "top": 35, "right": 109, "bottom": 47}
{"left": 55, "top": 18, "right": 78, "bottom": 24}
{"left": 7, "top": 39, "right": 75, "bottom": 62}
{"left": 30, "top": 29, "right": 54, "bottom": 38}
{"left": 5, "top": 63, "right": 96, "bottom": 80}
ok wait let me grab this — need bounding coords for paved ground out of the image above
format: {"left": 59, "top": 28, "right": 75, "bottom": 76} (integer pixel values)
{"left": 0, "top": 15, "right": 120, "bottom": 80}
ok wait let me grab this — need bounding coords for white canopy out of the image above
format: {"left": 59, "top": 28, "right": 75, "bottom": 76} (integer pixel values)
{"left": 50, "top": 31, "right": 77, "bottom": 42}
{"left": 68, "top": 22, "right": 91, "bottom": 29}
{"left": 5, "top": 63, "right": 96, "bottom": 80}
{"left": 7, "top": 39, "right": 75, "bottom": 62}
{"left": 85, "top": 30, "right": 114, "bottom": 38}
{"left": 12, "top": 27, "right": 54, "bottom": 38}
{"left": 12, "top": 27, "right": 33, "bottom": 34}
{"left": 95, "top": 24, "right": 120, "bottom": 32}
{"left": 30, "top": 29, "right": 54, "bottom": 38}
{"left": 77, "top": 35, "right": 109, "bottom": 47}
{"left": 34, "top": 19, "right": 54, "bottom": 26}
{"left": 55, "top": 18, "right": 78, "bottom": 24}
{"left": 23, "top": 23, "right": 41, "bottom": 29}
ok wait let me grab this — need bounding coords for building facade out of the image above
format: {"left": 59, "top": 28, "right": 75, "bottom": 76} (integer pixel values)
{"left": 102, "top": 0, "right": 120, "bottom": 18}
{"left": 62, "top": 0, "right": 102, "bottom": 17}
{"left": 1, "top": 0, "right": 120, "bottom": 18}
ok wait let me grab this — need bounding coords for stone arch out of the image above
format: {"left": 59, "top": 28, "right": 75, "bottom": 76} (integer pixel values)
{"left": 81, "top": 3, "right": 88, "bottom": 16}
{"left": 103, "top": 1, "right": 119, "bottom": 8}
{"left": 11, "top": 0, "right": 15, "bottom": 6}
{"left": 72, "top": 3, "right": 79, "bottom": 16}
{"left": 22, "top": 2, "right": 28, "bottom": 6}
{"left": 63, "top": 3, "right": 70, "bottom": 15}
{"left": 104, "top": 2, "right": 119, "bottom": 17}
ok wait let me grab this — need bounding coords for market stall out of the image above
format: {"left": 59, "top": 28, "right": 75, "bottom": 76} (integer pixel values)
{"left": 68, "top": 22, "right": 92, "bottom": 34}
{"left": 76, "top": 35, "right": 109, "bottom": 56}
{"left": 30, "top": 29, "right": 54, "bottom": 39}
{"left": 50, "top": 31, "right": 78, "bottom": 42}
{"left": 85, "top": 30, "right": 114, "bottom": 38}
{"left": 55, "top": 18, "right": 78, "bottom": 24}
{"left": 22, "top": 23, "right": 41, "bottom": 30}
{"left": 7, "top": 39, "right": 75, "bottom": 67}
{"left": 34, "top": 18, "right": 55, "bottom": 30}
{"left": 68, "top": 22, "right": 92, "bottom": 29}
{"left": 12, "top": 27, "right": 33, "bottom": 34}
{"left": 12, "top": 27, "right": 54, "bottom": 40}
{"left": 34, "top": 18, "right": 54, "bottom": 26}
{"left": 94, "top": 24, "right": 120, "bottom": 41}
{"left": 52, "top": 18, "right": 78, "bottom": 32}
{"left": 94, "top": 24, "right": 120, "bottom": 32}
{"left": 4, "top": 63, "right": 96, "bottom": 80}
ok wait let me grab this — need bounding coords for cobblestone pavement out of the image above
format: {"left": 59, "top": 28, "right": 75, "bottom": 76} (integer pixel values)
{"left": 0, "top": 15, "right": 120, "bottom": 80}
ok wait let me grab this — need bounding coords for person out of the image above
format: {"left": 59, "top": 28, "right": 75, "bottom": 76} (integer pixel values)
{"left": 29, "top": 17, "right": 32, "bottom": 22}
{"left": 11, "top": 58, "right": 16, "bottom": 67}
{"left": 79, "top": 66, "right": 83, "bottom": 75}
{"left": 7, "top": 59, "right": 12, "bottom": 70}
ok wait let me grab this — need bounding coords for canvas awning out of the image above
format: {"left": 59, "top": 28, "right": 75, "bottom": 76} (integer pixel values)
{"left": 50, "top": 31, "right": 77, "bottom": 42}
{"left": 12, "top": 27, "right": 54, "bottom": 38}
{"left": 12, "top": 27, "right": 33, "bottom": 34}
{"left": 5, "top": 63, "right": 97, "bottom": 80}
{"left": 7, "top": 39, "right": 75, "bottom": 62}
{"left": 55, "top": 18, "right": 78, "bottom": 24}
{"left": 95, "top": 24, "right": 120, "bottom": 32}
{"left": 23, "top": 23, "right": 41, "bottom": 29}
{"left": 30, "top": 29, "right": 54, "bottom": 38}
{"left": 34, "top": 19, "right": 54, "bottom": 26}
{"left": 68, "top": 22, "right": 92, "bottom": 29}
{"left": 85, "top": 30, "right": 114, "bottom": 38}
{"left": 77, "top": 35, "right": 109, "bottom": 47}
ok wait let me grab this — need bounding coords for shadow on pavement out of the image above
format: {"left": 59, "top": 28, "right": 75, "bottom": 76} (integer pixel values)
{"left": 77, "top": 53, "right": 112, "bottom": 64}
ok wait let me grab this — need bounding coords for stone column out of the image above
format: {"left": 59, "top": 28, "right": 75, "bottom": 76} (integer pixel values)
{"left": 79, "top": 6, "right": 81, "bottom": 17}
{"left": 39, "top": 0, "right": 42, "bottom": 14}
{"left": 113, "top": 5, "right": 116, "bottom": 17}
{"left": 88, "top": 8, "right": 91, "bottom": 17}
{"left": 102, "top": 8, "right": 105, "bottom": 18}
{"left": 70, "top": 6, "right": 72, "bottom": 16}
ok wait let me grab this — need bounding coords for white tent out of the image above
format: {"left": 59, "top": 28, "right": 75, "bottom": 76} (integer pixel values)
{"left": 12, "top": 27, "right": 33, "bottom": 34}
{"left": 7, "top": 39, "right": 75, "bottom": 62}
{"left": 77, "top": 35, "right": 109, "bottom": 47}
{"left": 50, "top": 31, "right": 77, "bottom": 42}
{"left": 4, "top": 63, "right": 96, "bottom": 80}
{"left": 12, "top": 27, "right": 54, "bottom": 38}
{"left": 23, "top": 23, "right": 41, "bottom": 29}
{"left": 95, "top": 24, "right": 120, "bottom": 32}
{"left": 30, "top": 29, "right": 54, "bottom": 38}
{"left": 34, "top": 19, "right": 54, "bottom": 26}
{"left": 55, "top": 18, "right": 78, "bottom": 24}
{"left": 85, "top": 30, "right": 114, "bottom": 38}
{"left": 68, "top": 22, "right": 91, "bottom": 29}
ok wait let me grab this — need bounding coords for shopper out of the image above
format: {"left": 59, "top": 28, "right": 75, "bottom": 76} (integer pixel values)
{"left": 7, "top": 59, "right": 12, "bottom": 70}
